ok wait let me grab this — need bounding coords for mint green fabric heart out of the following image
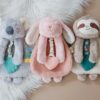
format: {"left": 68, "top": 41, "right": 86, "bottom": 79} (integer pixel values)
{"left": 4, "top": 57, "right": 20, "bottom": 74}
{"left": 3, "top": 41, "right": 20, "bottom": 73}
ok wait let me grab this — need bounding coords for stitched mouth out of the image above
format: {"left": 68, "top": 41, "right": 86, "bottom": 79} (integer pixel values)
{"left": 86, "top": 28, "right": 91, "bottom": 30}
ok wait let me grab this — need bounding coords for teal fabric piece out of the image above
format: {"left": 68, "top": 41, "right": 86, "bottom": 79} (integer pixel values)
{"left": 4, "top": 57, "right": 20, "bottom": 74}
{"left": 81, "top": 39, "right": 96, "bottom": 71}
{"left": 3, "top": 41, "right": 20, "bottom": 74}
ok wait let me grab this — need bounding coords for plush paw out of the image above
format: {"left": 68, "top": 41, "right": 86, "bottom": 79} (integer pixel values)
{"left": 13, "top": 77, "right": 24, "bottom": 84}
{"left": 42, "top": 77, "right": 51, "bottom": 83}
{"left": 3, "top": 77, "right": 12, "bottom": 83}
{"left": 53, "top": 77, "right": 62, "bottom": 83}
{"left": 77, "top": 74, "right": 87, "bottom": 81}
{"left": 89, "top": 74, "right": 98, "bottom": 81}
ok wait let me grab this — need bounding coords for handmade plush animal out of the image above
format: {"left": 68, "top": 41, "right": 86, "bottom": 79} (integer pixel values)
{"left": 72, "top": 16, "right": 100, "bottom": 81}
{"left": 0, "top": 18, "right": 25, "bottom": 73}
{"left": 0, "top": 18, "right": 33, "bottom": 84}
{"left": 26, "top": 17, "right": 75, "bottom": 83}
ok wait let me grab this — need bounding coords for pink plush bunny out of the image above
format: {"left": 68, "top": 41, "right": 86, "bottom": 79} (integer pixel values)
{"left": 26, "top": 17, "right": 75, "bottom": 83}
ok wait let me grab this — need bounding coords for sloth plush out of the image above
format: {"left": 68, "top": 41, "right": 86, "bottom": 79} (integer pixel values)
{"left": 72, "top": 16, "right": 100, "bottom": 81}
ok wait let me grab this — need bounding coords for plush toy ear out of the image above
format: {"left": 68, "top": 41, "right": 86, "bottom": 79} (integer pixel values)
{"left": 61, "top": 21, "right": 75, "bottom": 44}
{"left": 25, "top": 21, "right": 39, "bottom": 47}
{"left": 20, "top": 18, "right": 29, "bottom": 31}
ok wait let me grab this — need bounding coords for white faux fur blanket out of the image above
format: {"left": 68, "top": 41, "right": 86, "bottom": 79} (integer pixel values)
{"left": 0, "top": 0, "right": 92, "bottom": 100}
{"left": 0, "top": 0, "right": 91, "bottom": 24}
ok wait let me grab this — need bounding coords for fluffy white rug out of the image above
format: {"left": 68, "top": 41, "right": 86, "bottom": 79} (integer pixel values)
{"left": 0, "top": 0, "right": 92, "bottom": 100}
{"left": 0, "top": 74, "right": 42, "bottom": 100}
{"left": 0, "top": 0, "right": 91, "bottom": 24}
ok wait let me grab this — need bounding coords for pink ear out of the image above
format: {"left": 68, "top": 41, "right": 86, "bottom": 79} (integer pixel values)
{"left": 61, "top": 21, "right": 75, "bottom": 44}
{"left": 25, "top": 21, "right": 39, "bottom": 47}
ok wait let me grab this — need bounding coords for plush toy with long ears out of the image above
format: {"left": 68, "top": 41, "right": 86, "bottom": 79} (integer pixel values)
{"left": 26, "top": 17, "right": 75, "bottom": 83}
{"left": 72, "top": 16, "right": 100, "bottom": 81}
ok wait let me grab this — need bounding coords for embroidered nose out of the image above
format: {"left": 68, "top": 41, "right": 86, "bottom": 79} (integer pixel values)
{"left": 49, "top": 26, "right": 52, "bottom": 29}
{"left": 6, "top": 26, "right": 14, "bottom": 35}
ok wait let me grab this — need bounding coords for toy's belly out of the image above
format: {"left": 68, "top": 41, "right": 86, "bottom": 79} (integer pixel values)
{"left": 81, "top": 39, "right": 96, "bottom": 71}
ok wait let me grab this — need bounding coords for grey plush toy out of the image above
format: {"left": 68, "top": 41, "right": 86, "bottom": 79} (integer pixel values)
{"left": 0, "top": 18, "right": 25, "bottom": 73}
{"left": 0, "top": 18, "right": 28, "bottom": 84}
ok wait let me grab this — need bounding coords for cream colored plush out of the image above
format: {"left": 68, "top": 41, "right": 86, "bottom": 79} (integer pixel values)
{"left": 72, "top": 16, "right": 100, "bottom": 81}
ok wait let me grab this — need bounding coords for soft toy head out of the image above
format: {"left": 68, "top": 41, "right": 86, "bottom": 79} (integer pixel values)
{"left": 73, "top": 16, "right": 100, "bottom": 39}
{"left": 0, "top": 18, "right": 25, "bottom": 40}
{"left": 39, "top": 17, "right": 62, "bottom": 38}
{"left": 26, "top": 17, "right": 75, "bottom": 46}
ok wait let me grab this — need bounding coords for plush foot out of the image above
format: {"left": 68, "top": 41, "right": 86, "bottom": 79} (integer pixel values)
{"left": 89, "top": 74, "right": 98, "bottom": 81}
{"left": 77, "top": 74, "right": 87, "bottom": 81}
{"left": 13, "top": 77, "right": 24, "bottom": 84}
{"left": 42, "top": 77, "right": 51, "bottom": 83}
{"left": 3, "top": 77, "right": 12, "bottom": 83}
{"left": 53, "top": 77, "right": 62, "bottom": 83}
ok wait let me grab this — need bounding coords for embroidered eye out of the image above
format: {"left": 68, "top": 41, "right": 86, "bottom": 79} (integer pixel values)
{"left": 78, "top": 24, "right": 85, "bottom": 29}
{"left": 90, "top": 23, "right": 99, "bottom": 31}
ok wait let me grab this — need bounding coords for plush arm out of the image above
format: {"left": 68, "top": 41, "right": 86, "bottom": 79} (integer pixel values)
{"left": 54, "top": 36, "right": 65, "bottom": 63}
{"left": 0, "top": 38, "right": 9, "bottom": 64}
{"left": 89, "top": 38, "right": 99, "bottom": 63}
{"left": 37, "top": 35, "right": 47, "bottom": 64}
{"left": 74, "top": 38, "right": 83, "bottom": 63}
{"left": 13, "top": 38, "right": 24, "bottom": 65}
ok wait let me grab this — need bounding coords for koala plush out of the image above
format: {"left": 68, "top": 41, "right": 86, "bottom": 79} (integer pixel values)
{"left": 0, "top": 18, "right": 30, "bottom": 84}
{"left": 72, "top": 16, "right": 100, "bottom": 81}
{"left": 0, "top": 18, "right": 25, "bottom": 73}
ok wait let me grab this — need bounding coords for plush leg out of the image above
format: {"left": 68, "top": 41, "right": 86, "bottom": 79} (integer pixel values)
{"left": 89, "top": 74, "right": 98, "bottom": 81}
{"left": 0, "top": 38, "right": 9, "bottom": 64}
{"left": 77, "top": 74, "right": 87, "bottom": 81}
{"left": 42, "top": 75, "right": 51, "bottom": 83}
{"left": 74, "top": 38, "right": 83, "bottom": 63}
{"left": 13, "top": 38, "right": 24, "bottom": 65}
{"left": 53, "top": 76, "right": 62, "bottom": 83}
{"left": 89, "top": 38, "right": 99, "bottom": 63}
{"left": 3, "top": 77, "right": 12, "bottom": 83}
